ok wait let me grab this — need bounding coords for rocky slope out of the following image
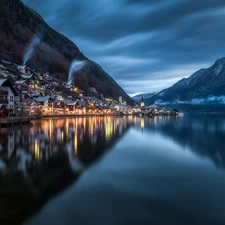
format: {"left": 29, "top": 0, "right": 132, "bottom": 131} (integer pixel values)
{"left": 0, "top": 0, "right": 134, "bottom": 105}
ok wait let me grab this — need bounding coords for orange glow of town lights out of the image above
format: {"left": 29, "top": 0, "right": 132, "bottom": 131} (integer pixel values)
{"left": 34, "top": 139, "right": 40, "bottom": 159}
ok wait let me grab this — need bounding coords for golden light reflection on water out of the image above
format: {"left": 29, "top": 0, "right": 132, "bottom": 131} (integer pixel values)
{"left": 83, "top": 117, "right": 86, "bottom": 135}
{"left": 61, "top": 131, "right": 64, "bottom": 142}
{"left": 105, "top": 120, "right": 113, "bottom": 141}
{"left": 66, "top": 118, "right": 69, "bottom": 140}
{"left": 0, "top": 115, "right": 194, "bottom": 180}
{"left": 49, "top": 119, "right": 52, "bottom": 142}
{"left": 74, "top": 131, "right": 78, "bottom": 155}
{"left": 34, "top": 139, "right": 40, "bottom": 159}
{"left": 0, "top": 116, "right": 137, "bottom": 168}
{"left": 141, "top": 118, "right": 144, "bottom": 132}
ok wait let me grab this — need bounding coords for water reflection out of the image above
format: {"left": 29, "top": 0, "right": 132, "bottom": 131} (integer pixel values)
{"left": 24, "top": 114, "right": 225, "bottom": 225}
{"left": 0, "top": 116, "right": 134, "bottom": 169}
{"left": 0, "top": 116, "right": 134, "bottom": 225}
{"left": 141, "top": 114, "right": 225, "bottom": 168}
{"left": 1, "top": 115, "right": 225, "bottom": 225}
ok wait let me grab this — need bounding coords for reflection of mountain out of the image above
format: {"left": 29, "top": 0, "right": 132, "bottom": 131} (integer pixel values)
{"left": 0, "top": 117, "right": 134, "bottom": 225}
{"left": 142, "top": 115, "right": 225, "bottom": 168}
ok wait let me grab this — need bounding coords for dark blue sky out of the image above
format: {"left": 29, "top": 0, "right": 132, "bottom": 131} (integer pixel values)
{"left": 22, "top": 0, "right": 225, "bottom": 96}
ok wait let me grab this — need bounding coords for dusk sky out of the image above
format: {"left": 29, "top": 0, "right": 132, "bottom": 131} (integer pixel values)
{"left": 22, "top": 0, "right": 225, "bottom": 96}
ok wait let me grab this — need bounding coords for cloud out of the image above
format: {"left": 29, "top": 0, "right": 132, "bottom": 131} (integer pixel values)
{"left": 155, "top": 96, "right": 225, "bottom": 106}
{"left": 22, "top": 0, "right": 225, "bottom": 96}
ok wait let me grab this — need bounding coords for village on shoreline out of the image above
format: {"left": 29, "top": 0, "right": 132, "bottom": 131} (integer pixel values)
{"left": 0, "top": 59, "right": 179, "bottom": 127}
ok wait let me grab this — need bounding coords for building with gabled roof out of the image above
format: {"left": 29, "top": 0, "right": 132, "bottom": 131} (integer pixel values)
{"left": 34, "top": 96, "right": 50, "bottom": 113}
{"left": 14, "top": 80, "right": 29, "bottom": 94}
{"left": 0, "top": 78, "right": 18, "bottom": 112}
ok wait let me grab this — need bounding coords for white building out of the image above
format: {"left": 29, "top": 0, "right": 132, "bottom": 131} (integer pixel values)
{"left": 119, "top": 96, "right": 122, "bottom": 103}
{"left": 0, "top": 79, "right": 18, "bottom": 112}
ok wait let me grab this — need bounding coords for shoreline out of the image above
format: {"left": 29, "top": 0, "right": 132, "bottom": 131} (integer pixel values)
{"left": 1, "top": 111, "right": 224, "bottom": 128}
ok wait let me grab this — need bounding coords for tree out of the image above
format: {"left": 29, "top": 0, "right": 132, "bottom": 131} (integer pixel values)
{"left": 32, "top": 80, "right": 40, "bottom": 90}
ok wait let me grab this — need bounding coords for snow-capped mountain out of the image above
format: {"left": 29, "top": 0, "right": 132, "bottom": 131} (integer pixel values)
{"left": 145, "top": 57, "right": 225, "bottom": 107}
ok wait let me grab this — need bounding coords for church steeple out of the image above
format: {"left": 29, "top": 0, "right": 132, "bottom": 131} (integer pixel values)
{"left": 141, "top": 95, "right": 144, "bottom": 107}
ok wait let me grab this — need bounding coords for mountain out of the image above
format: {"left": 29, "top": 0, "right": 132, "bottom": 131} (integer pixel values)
{"left": 145, "top": 57, "right": 225, "bottom": 109}
{"left": 132, "top": 92, "right": 157, "bottom": 103}
{"left": 0, "top": 0, "right": 134, "bottom": 105}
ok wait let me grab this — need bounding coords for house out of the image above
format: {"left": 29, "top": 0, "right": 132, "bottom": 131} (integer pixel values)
{"left": 89, "top": 87, "right": 97, "bottom": 93}
{"left": 65, "top": 100, "right": 78, "bottom": 113}
{"left": 14, "top": 80, "right": 29, "bottom": 94}
{"left": 29, "top": 100, "right": 39, "bottom": 115}
{"left": 17, "top": 65, "right": 26, "bottom": 74}
{"left": 29, "top": 91, "right": 41, "bottom": 98}
{"left": 0, "top": 78, "right": 18, "bottom": 112}
{"left": 111, "top": 103, "right": 131, "bottom": 114}
{"left": 55, "top": 92, "right": 63, "bottom": 101}
{"left": 35, "top": 96, "right": 50, "bottom": 114}
{"left": 14, "top": 98, "right": 31, "bottom": 115}
{"left": 20, "top": 74, "right": 36, "bottom": 81}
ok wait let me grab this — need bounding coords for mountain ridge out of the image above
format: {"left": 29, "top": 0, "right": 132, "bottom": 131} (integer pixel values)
{"left": 145, "top": 57, "right": 225, "bottom": 108}
{"left": 0, "top": 0, "right": 134, "bottom": 105}
{"left": 132, "top": 92, "right": 157, "bottom": 103}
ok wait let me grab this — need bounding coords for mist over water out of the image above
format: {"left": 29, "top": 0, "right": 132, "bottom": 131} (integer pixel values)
{"left": 68, "top": 60, "right": 87, "bottom": 84}
{"left": 23, "top": 34, "right": 41, "bottom": 65}
{"left": 155, "top": 95, "right": 225, "bottom": 106}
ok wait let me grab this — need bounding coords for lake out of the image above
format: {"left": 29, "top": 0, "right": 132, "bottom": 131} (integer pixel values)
{"left": 0, "top": 114, "right": 225, "bottom": 225}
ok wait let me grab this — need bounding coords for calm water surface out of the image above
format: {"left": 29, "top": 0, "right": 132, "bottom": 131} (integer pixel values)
{"left": 0, "top": 115, "right": 225, "bottom": 225}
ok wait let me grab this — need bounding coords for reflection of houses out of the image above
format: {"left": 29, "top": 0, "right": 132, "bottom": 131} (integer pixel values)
{"left": 0, "top": 116, "right": 136, "bottom": 224}
{"left": 0, "top": 78, "right": 18, "bottom": 112}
